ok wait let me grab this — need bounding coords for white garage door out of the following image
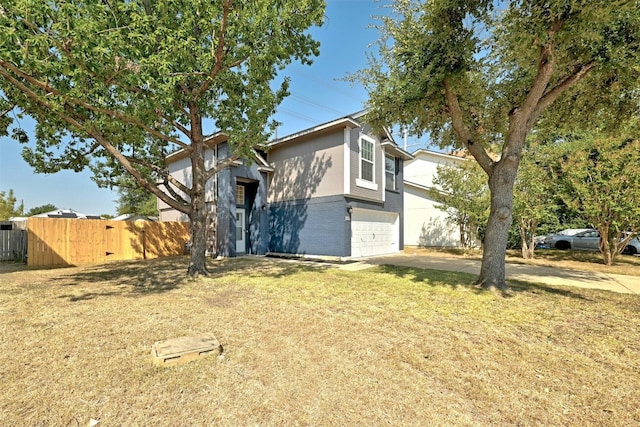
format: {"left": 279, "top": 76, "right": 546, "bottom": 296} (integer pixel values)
{"left": 351, "top": 208, "right": 399, "bottom": 257}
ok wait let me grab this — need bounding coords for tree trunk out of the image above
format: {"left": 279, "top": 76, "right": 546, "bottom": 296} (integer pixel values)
{"left": 476, "top": 160, "right": 519, "bottom": 291}
{"left": 519, "top": 218, "right": 536, "bottom": 259}
{"left": 519, "top": 222, "right": 530, "bottom": 259}
{"left": 598, "top": 225, "right": 614, "bottom": 266}
{"left": 459, "top": 221, "right": 467, "bottom": 248}
{"left": 188, "top": 200, "right": 209, "bottom": 276}
{"left": 186, "top": 117, "right": 210, "bottom": 276}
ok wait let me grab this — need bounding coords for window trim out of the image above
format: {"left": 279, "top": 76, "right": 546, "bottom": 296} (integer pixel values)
{"left": 357, "top": 135, "right": 378, "bottom": 191}
{"left": 385, "top": 153, "right": 397, "bottom": 191}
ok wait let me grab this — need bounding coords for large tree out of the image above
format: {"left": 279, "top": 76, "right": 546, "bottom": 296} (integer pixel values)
{"left": 360, "top": 0, "right": 640, "bottom": 290}
{"left": 0, "top": 0, "right": 324, "bottom": 276}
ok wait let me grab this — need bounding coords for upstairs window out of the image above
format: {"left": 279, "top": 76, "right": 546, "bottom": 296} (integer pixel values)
{"left": 360, "top": 136, "right": 375, "bottom": 182}
{"left": 385, "top": 153, "right": 396, "bottom": 190}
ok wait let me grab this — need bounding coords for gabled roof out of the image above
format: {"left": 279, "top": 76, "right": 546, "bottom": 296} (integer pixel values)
{"left": 269, "top": 110, "right": 413, "bottom": 160}
{"left": 268, "top": 115, "right": 361, "bottom": 148}
{"left": 165, "top": 132, "right": 227, "bottom": 163}
{"left": 32, "top": 209, "right": 102, "bottom": 219}
{"left": 410, "top": 148, "right": 469, "bottom": 162}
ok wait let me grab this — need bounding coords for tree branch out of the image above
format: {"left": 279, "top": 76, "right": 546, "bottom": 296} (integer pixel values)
{"left": 443, "top": 78, "right": 495, "bottom": 174}
{"left": 205, "top": 153, "right": 240, "bottom": 182}
{"left": 529, "top": 61, "right": 597, "bottom": 125}
{"left": 160, "top": 178, "right": 191, "bottom": 209}
{"left": 0, "top": 66, "right": 191, "bottom": 213}
{"left": 516, "top": 19, "right": 565, "bottom": 128}
{"left": 124, "top": 155, "right": 192, "bottom": 196}
{"left": 0, "top": 60, "right": 189, "bottom": 149}
{"left": 196, "top": 0, "right": 232, "bottom": 98}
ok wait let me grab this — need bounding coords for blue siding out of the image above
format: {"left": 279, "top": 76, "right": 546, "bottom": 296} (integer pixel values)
{"left": 216, "top": 143, "right": 270, "bottom": 257}
{"left": 269, "top": 195, "right": 350, "bottom": 257}
{"left": 384, "top": 157, "right": 405, "bottom": 249}
{"left": 216, "top": 166, "right": 234, "bottom": 257}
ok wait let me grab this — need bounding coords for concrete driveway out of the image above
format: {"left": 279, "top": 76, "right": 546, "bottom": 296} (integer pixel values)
{"left": 344, "top": 253, "right": 640, "bottom": 294}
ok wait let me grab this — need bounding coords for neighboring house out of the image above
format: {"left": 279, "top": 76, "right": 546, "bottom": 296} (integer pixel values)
{"left": 158, "top": 111, "right": 412, "bottom": 258}
{"left": 403, "top": 149, "right": 467, "bottom": 248}
{"left": 112, "top": 214, "right": 158, "bottom": 222}
{"left": 32, "top": 208, "right": 103, "bottom": 219}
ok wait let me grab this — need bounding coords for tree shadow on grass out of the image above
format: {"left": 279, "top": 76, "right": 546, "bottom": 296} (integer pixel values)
{"left": 55, "top": 256, "right": 190, "bottom": 300}
{"left": 374, "top": 264, "right": 592, "bottom": 300}
{"left": 55, "top": 255, "right": 329, "bottom": 301}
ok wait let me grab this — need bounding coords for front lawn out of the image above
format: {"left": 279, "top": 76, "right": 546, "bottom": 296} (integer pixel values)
{"left": 1, "top": 256, "right": 639, "bottom": 425}
{"left": 408, "top": 247, "right": 640, "bottom": 276}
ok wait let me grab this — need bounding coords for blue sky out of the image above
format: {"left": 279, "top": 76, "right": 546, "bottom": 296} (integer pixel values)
{"left": 0, "top": 0, "right": 426, "bottom": 216}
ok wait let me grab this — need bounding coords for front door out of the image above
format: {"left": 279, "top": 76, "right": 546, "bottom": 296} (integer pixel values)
{"left": 236, "top": 208, "right": 246, "bottom": 254}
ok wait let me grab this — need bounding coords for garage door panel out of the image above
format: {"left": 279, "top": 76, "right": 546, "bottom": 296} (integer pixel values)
{"left": 351, "top": 209, "right": 399, "bottom": 257}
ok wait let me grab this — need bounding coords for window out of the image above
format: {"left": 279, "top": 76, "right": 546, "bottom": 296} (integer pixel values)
{"left": 236, "top": 185, "right": 245, "bottom": 205}
{"left": 360, "top": 137, "right": 374, "bottom": 182}
{"left": 356, "top": 135, "right": 378, "bottom": 191}
{"left": 385, "top": 154, "right": 396, "bottom": 190}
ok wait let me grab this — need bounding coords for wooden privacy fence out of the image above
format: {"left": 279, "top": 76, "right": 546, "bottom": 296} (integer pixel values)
{"left": 27, "top": 217, "right": 190, "bottom": 267}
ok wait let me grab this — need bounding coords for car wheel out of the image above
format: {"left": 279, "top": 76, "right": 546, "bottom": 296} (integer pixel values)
{"left": 555, "top": 240, "right": 571, "bottom": 250}
{"left": 622, "top": 245, "right": 638, "bottom": 255}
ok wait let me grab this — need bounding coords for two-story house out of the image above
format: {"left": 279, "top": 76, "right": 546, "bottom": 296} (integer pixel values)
{"left": 268, "top": 111, "right": 412, "bottom": 258}
{"left": 158, "top": 111, "right": 412, "bottom": 258}
{"left": 157, "top": 132, "right": 273, "bottom": 257}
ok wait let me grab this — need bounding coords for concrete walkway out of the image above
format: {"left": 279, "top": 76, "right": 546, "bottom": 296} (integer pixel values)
{"left": 341, "top": 253, "right": 640, "bottom": 294}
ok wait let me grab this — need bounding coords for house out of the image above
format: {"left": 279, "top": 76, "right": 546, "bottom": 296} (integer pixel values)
{"left": 403, "top": 149, "right": 467, "bottom": 248}
{"left": 158, "top": 132, "right": 272, "bottom": 257}
{"left": 158, "top": 111, "right": 412, "bottom": 258}
{"left": 32, "top": 208, "right": 103, "bottom": 219}
{"left": 112, "top": 214, "right": 158, "bottom": 222}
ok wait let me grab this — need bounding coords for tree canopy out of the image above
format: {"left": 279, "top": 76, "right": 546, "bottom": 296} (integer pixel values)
{"left": 549, "top": 134, "right": 640, "bottom": 264}
{"left": 0, "top": 0, "right": 325, "bottom": 275}
{"left": 0, "top": 189, "right": 24, "bottom": 220}
{"left": 25, "top": 203, "right": 58, "bottom": 216}
{"left": 115, "top": 174, "right": 158, "bottom": 217}
{"left": 359, "top": 0, "right": 640, "bottom": 290}
{"left": 429, "top": 160, "right": 489, "bottom": 248}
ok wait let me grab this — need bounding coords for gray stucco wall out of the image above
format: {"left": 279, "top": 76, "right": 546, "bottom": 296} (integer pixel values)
{"left": 216, "top": 143, "right": 270, "bottom": 257}
{"left": 268, "top": 195, "right": 351, "bottom": 257}
{"left": 268, "top": 130, "right": 344, "bottom": 203}
{"left": 384, "top": 157, "right": 405, "bottom": 250}
{"left": 347, "top": 127, "right": 384, "bottom": 202}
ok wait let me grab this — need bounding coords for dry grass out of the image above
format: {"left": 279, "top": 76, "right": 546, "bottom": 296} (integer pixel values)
{"left": 408, "top": 247, "right": 640, "bottom": 276}
{"left": 1, "top": 256, "right": 639, "bottom": 426}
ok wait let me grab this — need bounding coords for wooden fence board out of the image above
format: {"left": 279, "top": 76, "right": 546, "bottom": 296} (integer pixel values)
{"left": 0, "top": 229, "right": 27, "bottom": 261}
{"left": 27, "top": 218, "right": 189, "bottom": 267}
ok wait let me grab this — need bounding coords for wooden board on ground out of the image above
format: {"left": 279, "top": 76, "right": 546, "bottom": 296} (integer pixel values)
{"left": 152, "top": 333, "right": 223, "bottom": 366}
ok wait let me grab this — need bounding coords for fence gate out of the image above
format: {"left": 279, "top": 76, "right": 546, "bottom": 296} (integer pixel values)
{"left": 0, "top": 229, "right": 28, "bottom": 262}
